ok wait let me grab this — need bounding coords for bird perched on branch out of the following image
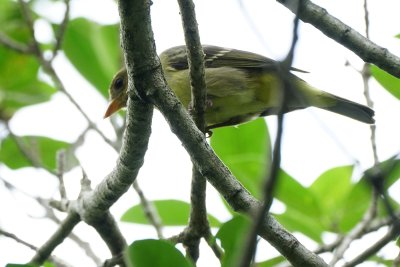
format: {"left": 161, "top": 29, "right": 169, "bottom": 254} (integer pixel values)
{"left": 104, "top": 45, "right": 374, "bottom": 129}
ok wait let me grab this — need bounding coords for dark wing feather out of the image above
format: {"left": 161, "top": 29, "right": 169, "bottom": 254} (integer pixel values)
{"left": 164, "top": 45, "right": 307, "bottom": 73}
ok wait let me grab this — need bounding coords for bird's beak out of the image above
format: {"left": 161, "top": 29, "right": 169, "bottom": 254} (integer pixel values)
{"left": 104, "top": 99, "right": 123, "bottom": 118}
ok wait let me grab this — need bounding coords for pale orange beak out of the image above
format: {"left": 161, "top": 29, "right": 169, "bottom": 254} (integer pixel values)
{"left": 104, "top": 99, "right": 124, "bottom": 118}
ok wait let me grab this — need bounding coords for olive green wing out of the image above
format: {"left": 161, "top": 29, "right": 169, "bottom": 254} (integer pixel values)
{"left": 163, "top": 45, "right": 306, "bottom": 73}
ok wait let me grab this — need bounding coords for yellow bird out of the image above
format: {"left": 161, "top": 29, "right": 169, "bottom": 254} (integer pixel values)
{"left": 104, "top": 45, "right": 374, "bottom": 129}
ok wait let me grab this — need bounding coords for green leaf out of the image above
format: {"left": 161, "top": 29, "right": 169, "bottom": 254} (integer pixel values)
{"left": 0, "top": 0, "right": 30, "bottom": 42}
{"left": 63, "top": 18, "right": 121, "bottom": 97}
{"left": 5, "top": 262, "right": 53, "bottom": 267}
{"left": 274, "top": 207, "right": 324, "bottom": 242}
{"left": 370, "top": 65, "right": 400, "bottom": 100}
{"left": 43, "top": 262, "right": 56, "bottom": 267}
{"left": 310, "top": 165, "right": 353, "bottom": 230}
{"left": 337, "top": 179, "right": 370, "bottom": 232}
{"left": 0, "top": 136, "right": 76, "bottom": 171}
{"left": 311, "top": 166, "right": 353, "bottom": 211}
{"left": 0, "top": 48, "right": 56, "bottom": 117}
{"left": 121, "top": 199, "right": 221, "bottom": 227}
{"left": 210, "top": 118, "right": 271, "bottom": 198}
{"left": 275, "top": 169, "right": 320, "bottom": 217}
{"left": 216, "top": 215, "right": 250, "bottom": 267}
{"left": 369, "top": 255, "right": 393, "bottom": 266}
{"left": 0, "top": 0, "right": 55, "bottom": 119}
{"left": 255, "top": 256, "right": 286, "bottom": 267}
{"left": 125, "top": 239, "right": 193, "bottom": 267}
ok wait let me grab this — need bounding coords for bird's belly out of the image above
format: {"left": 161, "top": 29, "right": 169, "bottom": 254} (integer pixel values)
{"left": 205, "top": 94, "right": 268, "bottom": 128}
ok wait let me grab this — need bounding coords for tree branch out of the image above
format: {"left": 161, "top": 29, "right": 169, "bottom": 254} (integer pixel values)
{"left": 132, "top": 181, "right": 164, "bottom": 239}
{"left": 177, "top": 0, "right": 212, "bottom": 262}
{"left": 238, "top": 5, "right": 301, "bottom": 265}
{"left": 30, "top": 93, "right": 153, "bottom": 265}
{"left": 343, "top": 225, "right": 400, "bottom": 267}
{"left": 330, "top": 190, "right": 378, "bottom": 265}
{"left": 0, "top": 31, "right": 31, "bottom": 53}
{"left": 1, "top": 2, "right": 158, "bottom": 265}
{"left": 278, "top": 0, "right": 400, "bottom": 78}
{"left": 117, "top": 0, "right": 327, "bottom": 266}
{"left": 30, "top": 212, "right": 81, "bottom": 265}
{"left": 51, "top": 0, "right": 70, "bottom": 61}
{"left": 77, "top": 174, "right": 127, "bottom": 263}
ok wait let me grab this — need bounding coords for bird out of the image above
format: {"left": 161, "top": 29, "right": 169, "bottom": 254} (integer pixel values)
{"left": 104, "top": 45, "right": 374, "bottom": 130}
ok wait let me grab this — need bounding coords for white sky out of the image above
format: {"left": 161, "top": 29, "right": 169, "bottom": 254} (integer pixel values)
{"left": 2, "top": 0, "right": 400, "bottom": 266}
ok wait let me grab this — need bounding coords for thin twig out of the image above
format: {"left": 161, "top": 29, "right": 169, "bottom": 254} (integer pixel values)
{"left": 0, "top": 228, "right": 38, "bottom": 250}
{"left": 237, "top": 3, "right": 302, "bottom": 266}
{"left": 5, "top": 122, "right": 57, "bottom": 175}
{"left": 0, "top": 31, "right": 32, "bottom": 53}
{"left": 330, "top": 2, "right": 381, "bottom": 264}
{"left": 204, "top": 232, "right": 224, "bottom": 260}
{"left": 18, "top": 0, "right": 116, "bottom": 150}
{"left": 361, "top": 0, "right": 378, "bottom": 165}
{"left": 51, "top": 0, "right": 70, "bottom": 61}
{"left": 18, "top": 0, "right": 42, "bottom": 58}
{"left": 368, "top": 211, "right": 400, "bottom": 233}
{"left": 329, "top": 190, "right": 379, "bottom": 265}
{"left": 132, "top": 181, "right": 164, "bottom": 239}
{"left": 363, "top": 0, "right": 370, "bottom": 40}
{"left": 1, "top": 177, "right": 102, "bottom": 267}
{"left": 362, "top": 65, "right": 378, "bottom": 164}
{"left": 34, "top": 198, "right": 98, "bottom": 266}
{"left": 0, "top": 228, "right": 72, "bottom": 267}
{"left": 30, "top": 212, "right": 81, "bottom": 265}
{"left": 314, "top": 236, "right": 344, "bottom": 255}
{"left": 56, "top": 149, "right": 67, "bottom": 199}
{"left": 343, "top": 224, "right": 400, "bottom": 267}
{"left": 45, "top": 65, "right": 117, "bottom": 149}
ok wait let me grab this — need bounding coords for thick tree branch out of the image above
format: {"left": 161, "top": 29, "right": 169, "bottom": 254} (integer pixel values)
{"left": 30, "top": 94, "right": 153, "bottom": 265}
{"left": 117, "top": 0, "right": 327, "bottom": 266}
{"left": 79, "top": 95, "right": 153, "bottom": 213}
{"left": 278, "top": 0, "right": 400, "bottom": 78}
{"left": 2, "top": 1, "right": 156, "bottom": 264}
{"left": 78, "top": 174, "right": 127, "bottom": 263}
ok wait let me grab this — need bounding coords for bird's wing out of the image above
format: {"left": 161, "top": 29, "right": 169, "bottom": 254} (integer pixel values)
{"left": 165, "top": 45, "right": 307, "bottom": 73}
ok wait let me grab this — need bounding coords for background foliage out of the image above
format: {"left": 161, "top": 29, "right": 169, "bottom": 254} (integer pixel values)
{"left": 1, "top": 0, "right": 400, "bottom": 266}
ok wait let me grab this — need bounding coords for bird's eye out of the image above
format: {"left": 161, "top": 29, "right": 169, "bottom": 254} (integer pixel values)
{"left": 114, "top": 77, "right": 124, "bottom": 91}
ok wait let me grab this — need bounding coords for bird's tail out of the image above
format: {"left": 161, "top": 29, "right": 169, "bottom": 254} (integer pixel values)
{"left": 294, "top": 79, "right": 375, "bottom": 124}
{"left": 319, "top": 93, "right": 375, "bottom": 124}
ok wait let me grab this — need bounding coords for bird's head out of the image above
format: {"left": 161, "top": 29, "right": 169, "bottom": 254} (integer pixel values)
{"left": 104, "top": 68, "right": 128, "bottom": 118}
